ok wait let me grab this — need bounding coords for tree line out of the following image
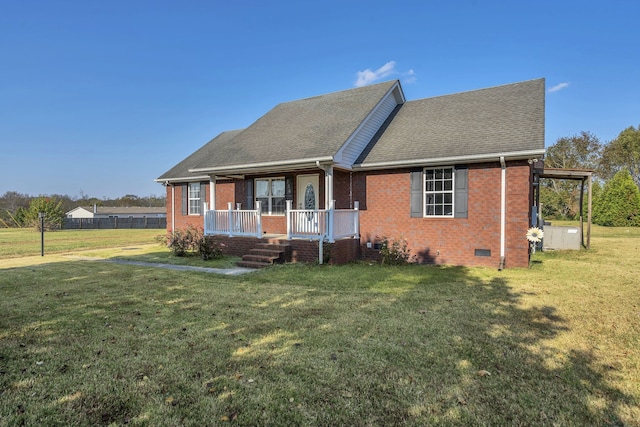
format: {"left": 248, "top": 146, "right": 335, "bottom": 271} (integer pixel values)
{"left": 0, "top": 191, "right": 165, "bottom": 228}
{"left": 541, "top": 125, "right": 640, "bottom": 226}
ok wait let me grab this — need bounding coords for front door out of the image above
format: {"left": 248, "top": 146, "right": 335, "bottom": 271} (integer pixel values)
{"left": 296, "top": 174, "right": 320, "bottom": 234}
{"left": 297, "top": 174, "right": 319, "bottom": 210}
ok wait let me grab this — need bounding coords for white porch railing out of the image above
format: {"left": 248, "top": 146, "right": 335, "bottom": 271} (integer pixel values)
{"left": 203, "top": 200, "right": 359, "bottom": 243}
{"left": 204, "top": 202, "right": 262, "bottom": 238}
{"left": 286, "top": 200, "right": 359, "bottom": 242}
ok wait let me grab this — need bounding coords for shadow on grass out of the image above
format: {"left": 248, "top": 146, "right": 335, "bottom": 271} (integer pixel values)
{"left": 0, "top": 260, "right": 636, "bottom": 425}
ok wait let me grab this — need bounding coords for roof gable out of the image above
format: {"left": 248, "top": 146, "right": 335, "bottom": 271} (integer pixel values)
{"left": 355, "top": 79, "right": 545, "bottom": 168}
{"left": 188, "top": 80, "right": 398, "bottom": 173}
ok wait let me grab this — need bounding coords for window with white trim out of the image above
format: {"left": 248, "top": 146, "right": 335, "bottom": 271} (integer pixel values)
{"left": 424, "top": 167, "right": 454, "bottom": 217}
{"left": 188, "top": 182, "right": 201, "bottom": 215}
{"left": 256, "top": 178, "right": 285, "bottom": 215}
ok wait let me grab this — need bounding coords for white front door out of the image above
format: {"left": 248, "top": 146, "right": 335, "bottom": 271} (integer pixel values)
{"left": 296, "top": 174, "right": 320, "bottom": 234}
{"left": 297, "top": 174, "right": 319, "bottom": 210}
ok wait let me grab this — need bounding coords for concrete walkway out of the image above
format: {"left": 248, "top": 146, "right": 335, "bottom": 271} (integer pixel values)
{"left": 65, "top": 255, "right": 256, "bottom": 276}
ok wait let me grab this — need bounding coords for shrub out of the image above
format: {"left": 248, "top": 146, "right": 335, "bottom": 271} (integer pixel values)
{"left": 158, "top": 226, "right": 225, "bottom": 259}
{"left": 378, "top": 236, "right": 413, "bottom": 265}
{"left": 198, "top": 236, "right": 224, "bottom": 260}
{"left": 22, "top": 197, "right": 65, "bottom": 231}
{"left": 158, "top": 225, "right": 203, "bottom": 257}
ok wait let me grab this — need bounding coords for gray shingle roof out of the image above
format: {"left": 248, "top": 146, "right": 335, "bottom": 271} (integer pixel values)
{"left": 156, "top": 130, "right": 243, "bottom": 181}
{"left": 157, "top": 78, "right": 545, "bottom": 181}
{"left": 188, "top": 80, "right": 398, "bottom": 172}
{"left": 355, "top": 79, "right": 545, "bottom": 167}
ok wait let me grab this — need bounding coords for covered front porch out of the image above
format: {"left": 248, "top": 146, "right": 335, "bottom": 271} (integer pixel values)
{"left": 203, "top": 200, "right": 360, "bottom": 265}
{"left": 196, "top": 163, "right": 363, "bottom": 264}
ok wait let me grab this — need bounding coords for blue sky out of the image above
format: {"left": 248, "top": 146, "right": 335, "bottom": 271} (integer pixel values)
{"left": 1, "top": 0, "right": 638, "bottom": 199}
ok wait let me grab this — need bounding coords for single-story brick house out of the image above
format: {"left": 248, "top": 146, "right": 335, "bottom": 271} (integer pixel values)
{"left": 156, "top": 79, "right": 545, "bottom": 269}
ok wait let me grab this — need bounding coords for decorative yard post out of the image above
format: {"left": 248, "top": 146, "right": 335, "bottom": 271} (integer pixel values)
{"left": 38, "top": 211, "right": 45, "bottom": 256}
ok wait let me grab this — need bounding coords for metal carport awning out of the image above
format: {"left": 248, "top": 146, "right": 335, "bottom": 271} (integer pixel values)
{"left": 534, "top": 167, "right": 594, "bottom": 249}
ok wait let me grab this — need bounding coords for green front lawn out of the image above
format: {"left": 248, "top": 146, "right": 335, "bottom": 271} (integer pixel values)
{"left": 0, "top": 228, "right": 163, "bottom": 259}
{"left": 1, "top": 225, "right": 639, "bottom": 425}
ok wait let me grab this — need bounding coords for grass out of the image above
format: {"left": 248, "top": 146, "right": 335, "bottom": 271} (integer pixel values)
{"left": 0, "top": 228, "right": 163, "bottom": 259}
{"left": 0, "top": 228, "right": 240, "bottom": 269}
{"left": 0, "top": 226, "right": 639, "bottom": 425}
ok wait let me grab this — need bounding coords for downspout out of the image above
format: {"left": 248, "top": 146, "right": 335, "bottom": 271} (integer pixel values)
{"left": 171, "top": 184, "right": 175, "bottom": 234}
{"left": 498, "top": 157, "right": 506, "bottom": 270}
{"left": 315, "top": 161, "right": 334, "bottom": 264}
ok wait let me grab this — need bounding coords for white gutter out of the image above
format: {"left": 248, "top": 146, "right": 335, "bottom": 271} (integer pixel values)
{"left": 353, "top": 149, "right": 545, "bottom": 171}
{"left": 154, "top": 175, "right": 210, "bottom": 184}
{"left": 189, "top": 156, "right": 334, "bottom": 175}
{"left": 499, "top": 156, "right": 506, "bottom": 270}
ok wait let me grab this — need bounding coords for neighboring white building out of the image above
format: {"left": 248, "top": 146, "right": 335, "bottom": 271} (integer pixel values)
{"left": 66, "top": 205, "right": 166, "bottom": 219}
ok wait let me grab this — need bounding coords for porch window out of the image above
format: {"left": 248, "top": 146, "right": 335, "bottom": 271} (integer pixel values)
{"left": 256, "top": 178, "right": 285, "bottom": 215}
{"left": 188, "top": 182, "right": 201, "bottom": 215}
{"left": 424, "top": 167, "right": 454, "bottom": 217}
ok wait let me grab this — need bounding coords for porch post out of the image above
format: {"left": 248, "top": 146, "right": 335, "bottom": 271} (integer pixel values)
{"left": 209, "top": 176, "right": 216, "bottom": 210}
{"left": 354, "top": 201, "right": 360, "bottom": 238}
{"left": 324, "top": 165, "right": 334, "bottom": 210}
{"left": 255, "top": 201, "right": 263, "bottom": 238}
{"left": 286, "top": 200, "right": 293, "bottom": 240}
{"left": 227, "top": 202, "right": 234, "bottom": 237}
{"left": 328, "top": 200, "right": 335, "bottom": 243}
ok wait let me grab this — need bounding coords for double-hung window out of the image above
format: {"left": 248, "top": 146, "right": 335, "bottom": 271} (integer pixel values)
{"left": 188, "top": 182, "right": 201, "bottom": 215}
{"left": 255, "top": 178, "right": 285, "bottom": 215}
{"left": 424, "top": 167, "right": 454, "bottom": 217}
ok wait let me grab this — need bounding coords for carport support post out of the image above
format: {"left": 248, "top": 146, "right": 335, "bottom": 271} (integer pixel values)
{"left": 38, "top": 212, "right": 45, "bottom": 256}
{"left": 587, "top": 175, "right": 592, "bottom": 249}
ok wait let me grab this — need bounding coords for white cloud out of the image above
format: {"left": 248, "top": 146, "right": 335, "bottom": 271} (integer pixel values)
{"left": 355, "top": 61, "right": 398, "bottom": 87}
{"left": 403, "top": 69, "right": 417, "bottom": 84}
{"left": 548, "top": 82, "right": 569, "bottom": 93}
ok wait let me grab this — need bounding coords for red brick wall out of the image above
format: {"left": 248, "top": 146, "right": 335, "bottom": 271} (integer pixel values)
{"left": 359, "top": 161, "right": 532, "bottom": 268}
{"left": 165, "top": 183, "right": 210, "bottom": 232}
{"left": 333, "top": 170, "right": 367, "bottom": 210}
{"left": 165, "top": 181, "right": 240, "bottom": 233}
{"left": 216, "top": 181, "right": 235, "bottom": 210}
{"left": 164, "top": 161, "right": 532, "bottom": 268}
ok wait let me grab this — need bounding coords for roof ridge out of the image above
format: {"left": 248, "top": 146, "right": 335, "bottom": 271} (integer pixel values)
{"left": 408, "top": 78, "right": 545, "bottom": 103}
{"left": 276, "top": 79, "right": 399, "bottom": 105}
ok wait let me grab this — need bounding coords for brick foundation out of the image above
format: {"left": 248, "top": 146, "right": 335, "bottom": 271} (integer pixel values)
{"left": 202, "top": 235, "right": 360, "bottom": 265}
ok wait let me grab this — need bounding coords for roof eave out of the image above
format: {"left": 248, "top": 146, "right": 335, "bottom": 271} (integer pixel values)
{"left": 353, "top": 149, "right": 546, "bottom": 170}
{"left": 154, "top": 175, "right": 211, "bottom": 184}
{"left": 188, "top": 156, "right": 334, "bottom": 176}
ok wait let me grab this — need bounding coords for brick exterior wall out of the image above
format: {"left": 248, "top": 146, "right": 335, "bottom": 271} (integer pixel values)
{"left": 164, "top": 161, "right": 532, "bottom": 268}
{"left": 164, "top": 182, "right": 210, "bottom": 233}
{"left": 358, "top": 161, "right": 532, "bottom": 268}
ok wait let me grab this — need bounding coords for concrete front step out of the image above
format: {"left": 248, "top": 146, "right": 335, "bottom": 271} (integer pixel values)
{"left": 237, "top": 243, "right": 291, "bottom": 269}
{"left": 237, "top": 260, "right": 273, "bottom": 269}
{"left": 242, "top": 254, "right": 280, "bottom": 263}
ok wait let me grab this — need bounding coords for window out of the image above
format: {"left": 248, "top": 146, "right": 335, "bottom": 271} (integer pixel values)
{"left": 188, "top": 182, "right": 201, "bottom": 215}
{"left": 256, "top": 178, "right": 285, "bottom": 215}
{"left": 410, "top": 166, "right": 467, "bottom": 218}
{"left": 424, "top": 167, "right": 454, "bottom": 217}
